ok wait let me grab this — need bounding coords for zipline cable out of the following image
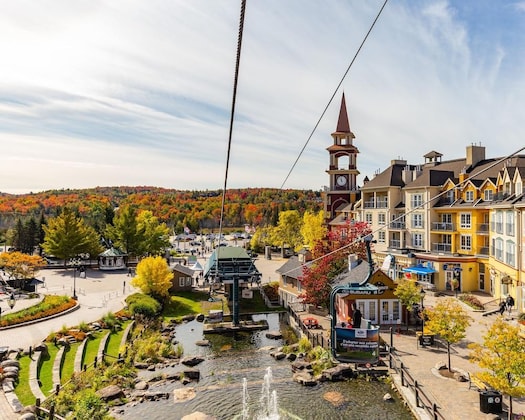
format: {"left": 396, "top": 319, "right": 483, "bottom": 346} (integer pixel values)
{"left": 280, "top": 0, "right": 389, "bottom": 189}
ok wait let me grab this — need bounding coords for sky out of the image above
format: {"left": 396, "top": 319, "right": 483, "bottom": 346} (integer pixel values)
{"left": 1, "top": 0, "right": 524, "bottom": 195}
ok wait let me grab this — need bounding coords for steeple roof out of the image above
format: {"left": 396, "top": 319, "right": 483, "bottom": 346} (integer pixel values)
{"left": 336, "top": 92, "right": 351, "bottom": 133}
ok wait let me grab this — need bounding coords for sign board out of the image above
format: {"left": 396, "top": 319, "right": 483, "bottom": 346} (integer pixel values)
{"left": 334, "top": 326, "right": 380, "bottom": 363}
{"left": 241, "top": 288, "right": 253, "bottom": 299}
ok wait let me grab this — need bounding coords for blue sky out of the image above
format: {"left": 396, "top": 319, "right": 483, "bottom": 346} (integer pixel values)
{"left": 1, "top": 0, "right": 524, "bottom": 194}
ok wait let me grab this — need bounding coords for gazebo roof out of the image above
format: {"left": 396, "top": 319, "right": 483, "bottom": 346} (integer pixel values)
{"left": 99, "top": 247, "right": 127, "bottom": 257}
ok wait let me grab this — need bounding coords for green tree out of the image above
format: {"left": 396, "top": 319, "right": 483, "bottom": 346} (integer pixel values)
{"left": 393, "top": 279, "right": 423, "bottom": 330}
{"left": 136, "top": 210, "right": 170, "bottom": 256}
{"left": 131, "top": 256, "right": 173, "bottom": 300}
{"left": 469, "top": 317, "right": 525, "bottom": 419}
{"left": 42, "top": 208, "right": 103, "bottom": 267}
{"left": 106, "top": 206, "right": 145, "bottom": 257}
{"left": 424, "top": 298, "right": 471, "bottom": 371}
{"left": 271, "top": 210, "right": 303, "bottom": 254}
{"left": 300, "top": 210, "right": 326, "bottom": 250}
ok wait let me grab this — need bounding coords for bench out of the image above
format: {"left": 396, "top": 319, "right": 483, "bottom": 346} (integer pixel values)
{"left": 467, "top": 372, "right": 489, "bottom": 391}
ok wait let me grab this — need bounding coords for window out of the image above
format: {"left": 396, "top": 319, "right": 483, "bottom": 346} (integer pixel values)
{"left": 412, "top": 233, "right": 424, "bottom": 248}
{"left": 517, "top": 182, "right": 523, "bottom": 196}
{"left": 506, "top": 211, "right": 515, "bottom": 236}
{"left": 378, "top": 213, "right": 386, "bottom": 225}
{"left": 365, "top": 213, "right": 372, "bottom": 223}
{"left": 492, "top": 238, "right": 503, "bottom": 261}
{"left": 484, "top": 189, "right": 493, "bottom": 201}
{"left": 465, "top": 190, "right": 474, "bottom": 202}
{"left": 460, "top": 235, "right": 471, "bottom": 251}
{"left": 446, "top": 189, "right": 455, "bottom": 203}
{"left": 506, "top": 240, "right": 516, "bottom": 267}
{"left": 411, "top": 194, "right": 423, "bottom": 208}
{"left": 179, "top": 278, "right": 185, "bottom": 287}
{"left": 377, "top": 231, "right": 385, "bottom": 243}
{"left": 412, "top": 213, "right": 424, "bottom": 228}
{"left": 460, "top": 213, "right": 471, "bottom": 229}
{"left": 492, "top": 211, "right": 503, "bottom": 233}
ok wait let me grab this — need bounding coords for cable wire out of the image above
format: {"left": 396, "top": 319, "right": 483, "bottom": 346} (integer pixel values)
{"left": 280, "top": 0, "right": 389, "bottom": 189}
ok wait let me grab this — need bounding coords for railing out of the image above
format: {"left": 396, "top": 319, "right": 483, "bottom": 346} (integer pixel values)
{"left": 431, "top": 222, "right": 454, "bottom": 231}
{"left": 385, "top": 330, "right": 446, "bottom": 420}
{"left": 477, "top": 247, "right": 489, "bottom": 256}
{"left": 389, "top": 221, "right": 406, "bottom": 229}
{"left": 432, "top": 243, "right": 451, "bottom": 253}
{"left": 363, "top": 199, "right": 388, "bottom": 208}
{"left": 286, "top": 307, "right": 328, "bottom": 349}
{"left": 477, "top": 223, "right": 489, "bottom": 233}
{"left": 389, "top": 240, "right": 401, "bottom": 248}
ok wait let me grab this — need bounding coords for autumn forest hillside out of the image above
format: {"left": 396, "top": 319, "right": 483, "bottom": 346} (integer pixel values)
{"left": 0, "top": 186, "right": 324, "bottom": 233}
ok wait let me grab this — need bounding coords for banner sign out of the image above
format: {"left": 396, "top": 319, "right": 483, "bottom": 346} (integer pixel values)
{"left": 334, "top": 326, "right": 380, "bottom": 363}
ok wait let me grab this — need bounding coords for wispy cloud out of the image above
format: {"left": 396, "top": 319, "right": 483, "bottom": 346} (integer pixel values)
{"left": 0, "top": 0, "right": 523, "bottom": 194}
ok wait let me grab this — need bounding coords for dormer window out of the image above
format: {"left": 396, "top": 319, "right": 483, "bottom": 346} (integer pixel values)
{"left": 465, "top": 191, "right": 474, "bottom": 202}
{"left": 484, "top": 190, "right": 493, "bottom": 201}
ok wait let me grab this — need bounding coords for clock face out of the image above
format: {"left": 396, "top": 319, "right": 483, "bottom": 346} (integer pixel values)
{"left": 336, "top": 175, "right": 347, "bottom": 187}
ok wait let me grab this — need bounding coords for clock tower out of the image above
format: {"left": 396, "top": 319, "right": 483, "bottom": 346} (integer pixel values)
{"left": 325, "top": 93, "right": 360, "bottom": 223}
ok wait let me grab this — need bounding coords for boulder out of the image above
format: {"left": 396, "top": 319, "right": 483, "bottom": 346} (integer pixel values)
{"left": 286, "top": 353, "right": 297, "bottom": 362}
{"left": 265, "top": 331, "right": 282, "bottom": 340}
{"left": 291, "top": 360, "right": 312, "bottom": 372}
{"left": 195, "top": 340, "right": 210, "bottom": 347}
{"left": 321, "top": 364, "right": 354, "bottom": 381}
{"left": 383, "top": 393, "right": 394, "bottom": 402}
{"left": 1, "top": 360, "right": 20, "bottom": 368}
{"left": 270, "top": 352, "right": 286, "bottom": 360}
{"left": 181, "top": 315, "right": 196, "bottom": 322}
{"left": 135, "top": 381, "right": 149, "bottom": 391}
{"left": 134, "top": 362, "right": 149, "bottom": 370}
{"left": 181, "top": 356, "right": 205, "bottom": 367}
{"left": 195, "top": 314, "right": 205, "bottom": 322}
{"left": 173, "top": 387, "right": 197, "bottom": 403}
{"left": 18, "top": 413, "right": 36, "bottom": 420}
{"left": 293, "top": 371, "right": 317, "bottom": 386}
{"left": 96, "top": 385, "right": 125, "bottom": 401}
{"left": 183, "top": 368, "right": 200, "bottom": 380}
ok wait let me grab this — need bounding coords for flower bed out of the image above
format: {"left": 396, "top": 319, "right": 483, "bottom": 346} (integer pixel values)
{"left": 0, "top": 295, "right": 76, "bottom": 328}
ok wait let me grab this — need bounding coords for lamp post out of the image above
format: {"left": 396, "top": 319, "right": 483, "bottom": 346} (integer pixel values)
{"left": 69, "top": 253, "right": 89, "bottom": 300}
{"left": 420, "top": 289, "right": 426, "bottom": 335}
{"left": 8, "top": 293, "right": 15, "bottom": 310}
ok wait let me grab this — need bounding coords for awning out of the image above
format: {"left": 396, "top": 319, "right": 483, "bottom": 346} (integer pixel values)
{"left": 403, "top": 266, "right": 436, "bottom": 275}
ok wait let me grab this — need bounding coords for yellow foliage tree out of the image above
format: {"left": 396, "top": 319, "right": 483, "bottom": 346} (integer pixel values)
{"left": 424, "top": 298, "right": 471, "bottom": 371}
{"left": 131, "top": 256, "right": 173, "bottom": 300}
{"left": 300, "top": 210, "right": 326, "bottom": 251}
{"left": 0, "top": 251, "right": 46, "bottom": 289}
{"left": 469, "top": 318, "right": 525, "bottom": 419}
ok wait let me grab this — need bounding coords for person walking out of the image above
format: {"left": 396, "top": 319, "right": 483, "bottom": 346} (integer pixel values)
{"left": 506, "top": 294, "right": 515, "bottom": 316}
{"left": 352, "top": 307, "right": 362, "bottom": 329}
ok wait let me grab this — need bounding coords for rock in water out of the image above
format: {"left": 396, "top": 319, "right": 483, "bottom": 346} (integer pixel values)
{"left": 173, "top": 387, "right": 197, "bottom": 403}
{"left": 323, "top": 391, "right": 345, "bottom": 407}
{"left": 383, "top": 393, "right": 393, "bottom": 402}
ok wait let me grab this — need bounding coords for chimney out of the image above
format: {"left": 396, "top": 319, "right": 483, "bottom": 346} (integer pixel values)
{"left": 466, "top": 143, "right": 485, "bottom": 167}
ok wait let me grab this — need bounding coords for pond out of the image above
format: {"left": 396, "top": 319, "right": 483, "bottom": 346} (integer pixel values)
{"left": 118, "top": 313, "right": 413, "bottom": 420}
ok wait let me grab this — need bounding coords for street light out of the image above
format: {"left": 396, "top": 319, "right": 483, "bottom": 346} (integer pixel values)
{"left": 420, "top": 289, "right": 426, "bottom": 335}
{"left": 8, "top": 293, "right": 15, "bottom": 310}
{"left": 70, "top": 253, "right": 90, "bottom": 300}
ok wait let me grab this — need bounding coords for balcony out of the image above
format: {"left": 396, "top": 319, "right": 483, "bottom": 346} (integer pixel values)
{"left": 389, "top": 221, "right": 406, "bottom": 229}
{"left": 363, "top": 199, "right": 389, "bottom": 209}
{"left": 389, "top": 240, "right": 401, "bottom": 248}
{"left": 431, "top": 222, "right": 454, "bottom": 231}
{"left": 478, "top": 223, "right": 489, "bottom": 234}
{"left": 432, "top": 243, "right": 452, "bottom": 253}
{"left": 477, "top": 247, "right": 489, "bottom": 256}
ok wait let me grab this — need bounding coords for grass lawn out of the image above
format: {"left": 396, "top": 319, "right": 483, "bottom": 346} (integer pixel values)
{"left": 162, "top": 291, "right": 211, "bottom": 318}
{"left": 105, "top": 321, "right": 131, "bottom": 359}
{"left": 14, "top": 355, "right": 35, "bottom": 407}
{"left": 82, "top": 331, "right": 102, "bottom": 370}
{"left": 162, "top": 289, "right": 282, "bottom": 319}
{"left": 37, "top": 343, "right": 60, "bottom": 396}
{"left": 61, "top": 341, "right": 81, "bottom": 384}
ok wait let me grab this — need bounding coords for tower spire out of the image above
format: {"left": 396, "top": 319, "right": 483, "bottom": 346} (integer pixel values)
{"left": 336, "top": 92, "right": 351, "bottom": 133}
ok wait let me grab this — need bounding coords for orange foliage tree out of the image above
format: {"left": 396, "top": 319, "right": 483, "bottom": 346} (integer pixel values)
{"left": 0, "top": 251, "right": 46, "bottom": 288}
